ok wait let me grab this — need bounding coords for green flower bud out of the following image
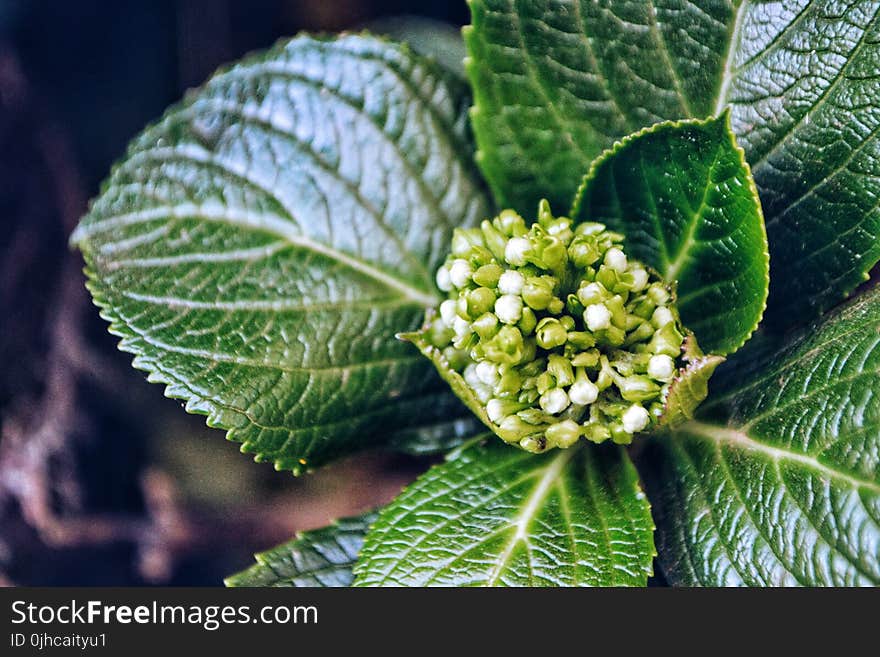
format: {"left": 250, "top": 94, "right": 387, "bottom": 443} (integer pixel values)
{"left": 442, "top": 346, "right": 470, "bottom": 371}
{"left": 518, "top": 306, "right": 538, "bottom": 335}
{"left": 480, "top": 220, "right": 509, "bottom": 261}
{"left": 496, "top": 366, "right": 523, "bottom": 396}
{"left": 518, "top": 434, "right": 548, "bottom": 454}
{"left": 496, "top": 209, "right": 527, "bottom": 237}
{"left": 472, "top": 263, "right": 504, "bottom": 288}
{"left": 647, "top": 283, "right": 670, "bottom": 305}
{"left": 535, "top": 317, "right": 568, "bottom": 349}
{"left": 570, "top": 349, "right": 599, "bottom": 368}
{"left": 417, "top": 201, "right": 695, "bottom": 453}
{"left": 522, "top": 277, "right": 555, "bottom": 310}
{"left": 451, "top": 228, "right": 483, "bottom": 257}
{"left": 567, "top": 332, "right": 596, "bottom": 350}
{"left": 610, "top": 423, "right": 633, "bottom": 445}
{"left": 483, "top": 325, "right": 524, "bottom": 365}
{"left": 467, "top": 287, "right": 497, "bottom": 318}
{"left": 546, "top": 420, "right": 581, "bottom": 448}
{"left": 583, "top": 423, "right": 611, "bottom": 444}
{"left": 529, "top": 230, "right": 567, "bottom": 272}
{"left": 547, "top": 354, "right": 574, "bottom": 387}
{"left": 427, "top": 318, "right": 454, "bottom": 347}
{"left": 472, "top": 312, "right": 500, "bottom": 340}
{"left": 568, "top": 235, "right": 601, "bottom": 268}
{"left": 536, "top": 371, "right": 555, "bottom": 395}
{"left": 498, "top": 415, "right": 539, "bottom": 441}
{"left": 648, "top": 322, "right": 684, "bottom": 357}
{"left": 617, "top": 375, "right": 660, "bottom": 403}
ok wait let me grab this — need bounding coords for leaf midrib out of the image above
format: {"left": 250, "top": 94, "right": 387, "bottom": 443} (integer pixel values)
{"left": 681, "top": 420, "right": 880, "bottom": 494}
{"left": 664, "top": 143, "right": 724, "bottom": 280}
{"left": 77, "top": 203, "right": 438, "bottom": 308}
{"left": 484, "top": 449, "right": 574, "bottom": 586}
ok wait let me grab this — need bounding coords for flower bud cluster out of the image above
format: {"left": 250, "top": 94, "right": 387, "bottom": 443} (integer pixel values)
{"left": 426, "top": 201, "right": 685, "bottom": 453}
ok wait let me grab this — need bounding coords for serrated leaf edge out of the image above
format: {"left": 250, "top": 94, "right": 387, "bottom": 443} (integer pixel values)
{"left": 569, "top": 111, "right": 770, "bottom": 356}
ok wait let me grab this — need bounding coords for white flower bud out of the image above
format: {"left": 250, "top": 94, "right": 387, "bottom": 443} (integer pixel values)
{"left": 604, "top": 247, "right": 627, "bottom": 273}
{"left": 453, "top": 315, "right": 471, "bottom": 337}
{"left": 547, "top": 219, "right": 571, "bottom": 237}
{"left": 647, "top": 354, "right": 675, "bottom": 381}
{"left": 497, "top": 270, "right": 525, "bottom": 295}
{"left": 651, "top": 306, "right": 674, "bottom": 329}
{"left": 504, "top": 237, "right": 531, "bottom": 266}
{"left": 569, "top": 379, "right": 599, "bottom": 405}
{"left": 486, "top": 398, "right": 512, "bottom": 423}
{"left": 435, "top": 266, "right": 452, "bottom": 292}
{"left": 463, "top": 363, "right": 481, "bottom": 388}
{"left": 439, "top": 299, "right": 457, "bottom": 327}
{"left": 540, "top": 388, "right": 569, "bottom": 414}
{"left": 585, "top": 303, "right": 612, "bottom": 331}
{"left": 476, "top": 361, "right": 500, "bottom": 386}
{"left": 631, "top": 267, "right": 649, "bottom": 292}
{"left": 495, "top": 294, "right": 523, "bottom": 325}
{"left": 449, "top": 259, "right": 472, "bottom": 288}
{"left": 621, "top": 404, "right": 650, "bottom": 433}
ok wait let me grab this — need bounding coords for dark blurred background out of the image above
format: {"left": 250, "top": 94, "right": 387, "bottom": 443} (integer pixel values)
{"left": 0, "top": 0, "right": 469, "bottom": 586}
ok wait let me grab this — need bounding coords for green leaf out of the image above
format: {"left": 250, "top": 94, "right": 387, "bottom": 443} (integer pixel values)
{"left": 643, "top": 285, "right": 880, "bottom": 586}
{"left": 353, "top": 437, "right": 655, "bottom": 586}
{"left": 225, "top": 512, "right": 377, "bottom": 587}
{"left": 467, "top": 0, "right": 880, "bottom": 330}
{"left": 725, "top": 1, "right": 880, "bottom": 329}
{"left": 571, "top": 115, "right": 768, "bottom": 356}
{"left": 464, "top": 0, "right": 738, "bottom": 213}
{"left": 71, "top": 34, "right": 492, "bottom": 473}
{"left": 660, "top": 354, "right": 725, "bottom": 428}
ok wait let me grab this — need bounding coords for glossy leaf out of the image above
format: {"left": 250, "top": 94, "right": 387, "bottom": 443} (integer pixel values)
{"left": 71, "top": 34, "right": 492, "bottom": 473}
{"left": 467, "top": 0, "right": 880, "bottom": 329}
{"left": 644, "top": 286, "right": 880, "bottom": 586}
{"left": 726, "top": 1, "right": 880, "bottom": 328}
{"left": 464, "top": 0, "right": 737, "bottom": 213}
{"left": 572, "top": 115, "right": 768, "bottom": 355}
{"left": 225, "top": 512, "right": 376, "bottom": 587}
{"left": 354, "top": 437, "right": 655, "bottom": 586}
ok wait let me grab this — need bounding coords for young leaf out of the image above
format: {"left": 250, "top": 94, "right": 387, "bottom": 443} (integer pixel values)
{"left": 643, "top": 286, "right": 880, "bottom": 586}
{"left": 464, "top": 0, "right": 737, "bottom": 213}
{"left": 225, "top": 512, "right": 377, "bottom": 587}
{"left": 71, "top": 34, "right": 492, "bottom": 474}
{"left": 353, "top": 437, "right": 655, "bottom": 586}
{"left": 659, "top": 355, "right": 725, "bottom": 428}
{"left": 467, "top": 0, "right": 880, "bottom": 331}
{"left": 571, "top": 115, "right": 768, "bottom": 356}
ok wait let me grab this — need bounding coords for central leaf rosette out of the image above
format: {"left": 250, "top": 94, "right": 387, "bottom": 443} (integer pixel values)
{"left": 408, "top": 201, "right": 701, "bottom": 453}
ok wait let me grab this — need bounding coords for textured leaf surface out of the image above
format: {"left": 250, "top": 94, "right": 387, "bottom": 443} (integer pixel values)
{"left": 71, "top": 35, "right": 492, "bottom": 473}
{"left": 225, "top": 512, "right": 376, "bottom": 587}
{"left": 660, "top": 355, "right": 725, "bottom": 428}
{"left": 726, "top": 0, "right": 880, "bottom": 328}
{"left": 644, "top": 286, "right": 880, "bottom": 586}
{"left": 354, "top": 437, "right": 654, "bottom": 586}
{"left": 464, "top": 0, "right": 738, "bottom": 213}
{"left": 572, "top": 116, "right": 768, "bottom": 355}
{"left": 467, "top": 0, "right": 880, "bottom": 329}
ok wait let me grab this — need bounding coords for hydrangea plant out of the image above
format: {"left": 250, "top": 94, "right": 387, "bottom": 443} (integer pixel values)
{"left": 73, "top": 1, "right": 880, "bottom": 587}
